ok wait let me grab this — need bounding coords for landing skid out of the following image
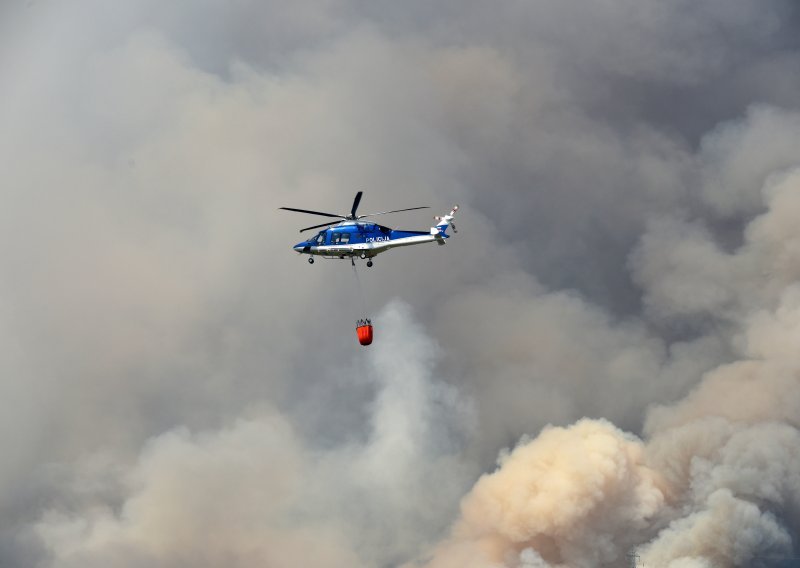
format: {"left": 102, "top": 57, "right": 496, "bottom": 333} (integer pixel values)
{"left": 306, "top": 255, "right": 373, "bottom": 267}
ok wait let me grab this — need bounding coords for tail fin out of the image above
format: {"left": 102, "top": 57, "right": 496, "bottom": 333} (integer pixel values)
{"left": 431, "top": 205, "right": 459, "bottom": 237}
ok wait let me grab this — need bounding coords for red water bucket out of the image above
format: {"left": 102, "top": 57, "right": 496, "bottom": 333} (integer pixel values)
{"left": 356, "top": 321, "right": 373, "bottom": 346}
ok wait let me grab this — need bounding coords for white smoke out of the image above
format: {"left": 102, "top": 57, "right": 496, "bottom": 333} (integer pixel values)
{"left": 32, "top": 302, "right": 474, "bottom": 568}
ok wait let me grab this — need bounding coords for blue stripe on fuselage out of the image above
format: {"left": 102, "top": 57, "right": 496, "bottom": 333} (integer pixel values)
{"left": 296, "top": 224, "right": 440, "bottom": 250}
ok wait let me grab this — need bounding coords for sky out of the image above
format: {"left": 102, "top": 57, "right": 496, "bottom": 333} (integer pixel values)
{"left": 2, "top": 1, "right": 800, "bottom": 567}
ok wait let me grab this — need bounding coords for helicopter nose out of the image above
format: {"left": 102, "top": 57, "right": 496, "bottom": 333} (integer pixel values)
{"left": 293, "top": 243, "right": 304, "bottom": 252}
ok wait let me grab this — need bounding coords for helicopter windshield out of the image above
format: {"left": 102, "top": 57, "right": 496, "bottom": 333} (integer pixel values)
{"left": 313, "top": 231, "right": 326, "bottom": 245}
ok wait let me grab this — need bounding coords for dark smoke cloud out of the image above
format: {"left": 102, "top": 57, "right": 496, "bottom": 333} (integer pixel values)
{"left": 2, "top": 0, "right": 800, "bottom": 566}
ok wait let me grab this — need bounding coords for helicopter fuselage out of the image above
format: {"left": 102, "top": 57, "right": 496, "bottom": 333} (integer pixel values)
{"left": 293, "top": 221, "right": 447, "bottom": 260}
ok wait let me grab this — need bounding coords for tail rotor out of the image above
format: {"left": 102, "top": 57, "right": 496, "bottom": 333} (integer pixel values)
{"left": 432, "top": 205, "right": 459, "bottom": 236}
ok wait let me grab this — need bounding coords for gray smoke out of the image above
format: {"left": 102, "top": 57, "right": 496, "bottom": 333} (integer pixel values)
{"left": 416, "top": 168, "right": 800, "bottom": 567}
{"left": 2, "top": 0, "right": 800, "bottom": 566}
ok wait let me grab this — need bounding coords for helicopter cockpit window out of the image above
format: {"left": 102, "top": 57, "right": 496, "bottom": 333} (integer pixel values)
{"left": 331, "top": 233, "right": 351, "bottom": 245}
{"left": 314, "top": 232, "right": 326, "bottom": 245}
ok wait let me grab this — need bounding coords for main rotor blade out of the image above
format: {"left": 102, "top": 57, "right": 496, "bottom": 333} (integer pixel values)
{"left": 279, "top": 207, "right": 346, "bottom": 219}
{"left": 350, "top": 191, "right": 363, "bottom": 218}
{"left": 358, "top": 206, "right": 429, "bottom": 218}
{"left": 300, "top": 220, "right": 340, "bottom": 233}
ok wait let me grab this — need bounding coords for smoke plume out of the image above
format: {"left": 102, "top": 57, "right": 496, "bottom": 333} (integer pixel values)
{"left": 2, "top": 1, "right": 800, "bottom": 567}
{"left": 416, "top": 169, "right": 800, "bottom": 567}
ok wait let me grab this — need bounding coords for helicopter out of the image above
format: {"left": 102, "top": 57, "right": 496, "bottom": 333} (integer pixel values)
{"left": 280, "top": 191, "right": 458, "bottom": 266}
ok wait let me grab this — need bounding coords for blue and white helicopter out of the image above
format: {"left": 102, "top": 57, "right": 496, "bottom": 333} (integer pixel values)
{"left": 281, "top": 191, "right": 458, "bottom": 266}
